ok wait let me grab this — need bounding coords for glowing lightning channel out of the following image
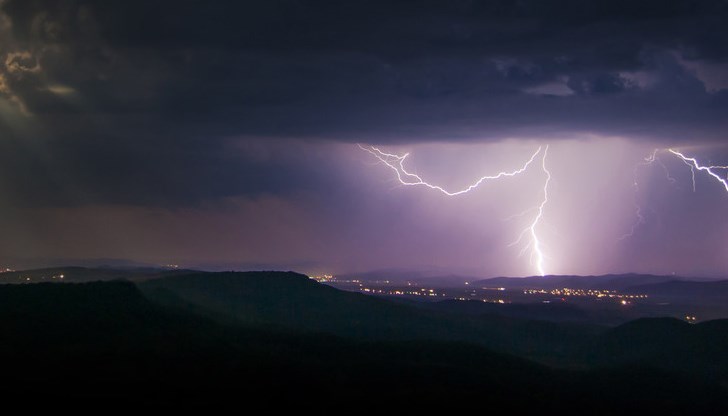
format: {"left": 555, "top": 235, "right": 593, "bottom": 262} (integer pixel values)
{"left": 529, "top": 146, "right": 551, "bottom": 276}
{"left": 358, "top": 144, "right": 543, "bottom": 196}
{"left": 619, "top": 149, "right": 665, "bottom": 241}
{"left": 668, "top": 149, "right": 728, "bottom": 193}
{"left": 678, "top": 156, "right": 697, "bottom": 192}
{"left": 506, "top": 146, "right": 551, "bottom": 276}
{"left": 359, "top": 143, "right": 552, "bottom": 276}
{"left": 621, "top": 147, "right": 728, "bottom": 241}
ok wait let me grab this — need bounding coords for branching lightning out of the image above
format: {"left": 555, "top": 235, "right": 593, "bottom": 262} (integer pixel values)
{"left": 677, "top": 156, "right": 697, "bottom": 192}
{"left": 621, "top": 147, "right": 728, "bottom": 240}
{"left": 357, "top": 144, "right": 542, "bottom": 196}
{"left": 620, "top": 150, "right": 665, "bottom": 241}
{"left": 360, "top": 141, "right": 725, "bottom": 275}
{"left": 508, "top": 145, "right": 551, "bottom": 276}
{"left": 359, "top": 143, "right": 552, "bottom": 276}
{"left": 668, "top": 149, "right": 728, "bottom": 193}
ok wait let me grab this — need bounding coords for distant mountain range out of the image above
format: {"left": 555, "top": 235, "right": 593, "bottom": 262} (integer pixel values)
{"left": 472, "top": 273, "right": 728, "bottom": 290}
{"left": 0, "top": 266, "right": 193, "bottom": 284}
{"left": 338, "top": 270, "right": 727, "bottom": 291}
{"left": 5, "top": 266, "right": 724, "bottom": 290}
{"left": 337, "top": 269, "right": 475, "bottom": 286}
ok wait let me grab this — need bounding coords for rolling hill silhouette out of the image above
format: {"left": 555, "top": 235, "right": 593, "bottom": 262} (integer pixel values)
{"left": 1, "top": 278, "right": 727, "bottom": 412}
{"left": 586, "top": 317, "right": 728, "bottom": 378}
{"left": 474, "top": 273, "right": 680, "bottom": 290}
{"left": 0, "top": 280, "right": 553, "bottom": 408}
{"left": 139, "top": 271, "right": 599, "bottom": 361}
{"left": 2, "top": 269, "right": 728, "bottom": 411}
{"left": 0, "top": 266, "right": 190, "bottom": 284}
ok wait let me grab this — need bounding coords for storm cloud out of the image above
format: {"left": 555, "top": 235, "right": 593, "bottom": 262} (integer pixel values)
{"left": 0, "top": 1, "right": 726, "bottom": 276}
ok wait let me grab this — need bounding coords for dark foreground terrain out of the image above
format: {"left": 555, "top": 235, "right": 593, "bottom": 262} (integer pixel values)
{"left": 1, "top": 270, "right": 727, "bottom": 413}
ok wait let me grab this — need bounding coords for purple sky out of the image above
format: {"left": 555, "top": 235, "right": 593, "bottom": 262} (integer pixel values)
{"left": 0, "top": 1, "right": 727, "bottom": 277}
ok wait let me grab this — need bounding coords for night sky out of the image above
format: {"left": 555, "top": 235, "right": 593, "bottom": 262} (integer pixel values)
{"left": 0, "top": 0, "right": 727, "bottom": 277}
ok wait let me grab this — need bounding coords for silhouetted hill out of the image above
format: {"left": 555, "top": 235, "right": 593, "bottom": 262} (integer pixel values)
{"left": 140, "top": 271, "right": 451, "bottom": 337}
{"left": 139, "top": 271, "right": 600, "bottom": 361}
{"left": 139, "top": 271, "right": 728, "bottom": 378}
{"left": 0, "top": 280, "right": 726, "bottom": 412}
{"left": 0, "top": 280, "right": 224, "bottom": 356}
{"left": 0, "top": 280, "right": 550, "bottom": 408}
{"left": 586, "top": 318, "right": 728, "bottom": 378}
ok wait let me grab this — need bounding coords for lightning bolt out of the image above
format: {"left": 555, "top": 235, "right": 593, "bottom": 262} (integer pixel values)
{"left": 357, "top": 144, "right": 542, "bottom": 196}
{"left": 621, "top": 147, "right": 728, "bottom": 240}
{"left": 668, "top": 149, "right": 728, "bottom": 193}
{"left": 359, "top": 144, "right": 552, "bottom": 276}
{"left": 508, "top": 145, "right": 551, "bottom": 276}
{"left": 620, "top": 150, "right": 665, "bottom": 241}
{"left": 618, "top": 205, "right": 645, "bottom": 241}
{"left": 677, "top": 156, "right": 697, "bottom": 192}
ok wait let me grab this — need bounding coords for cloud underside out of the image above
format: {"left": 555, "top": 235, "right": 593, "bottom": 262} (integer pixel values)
{"left": 0, "top": 0, "right": 727, "bottom": 206}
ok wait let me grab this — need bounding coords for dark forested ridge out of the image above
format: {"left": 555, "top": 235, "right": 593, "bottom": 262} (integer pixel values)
{"left": 1, "top": 272, "right": 727, "bottom": 412}
{"left": 139, "top": 271, "right": 599, "bottom": 362}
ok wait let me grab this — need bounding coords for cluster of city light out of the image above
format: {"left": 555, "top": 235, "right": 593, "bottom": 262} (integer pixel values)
{"left": 359, "top": 144, "right": 552, "bottom": 276}
{"left": 361, "top": 287, "right": 447, "bottom": 297}
{"left": 358, "top": 284, "right": 509, "bottom": 302}
{"left": 10, "top": 274, "right": 65, "bottom": 283}
{"left": 522, "top": 288, "right": 647, "bottom": 300}
{"left": 308, "top": 274, "right": 336, "bottom": 283}
{"left": 454, "top": 297, "right": 508, "bottom": 304}
{"left": 308, "top": 274, "right": 366, "bottom": 285}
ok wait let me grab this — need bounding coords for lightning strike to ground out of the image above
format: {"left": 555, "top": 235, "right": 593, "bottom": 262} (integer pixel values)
{"left": 506, "top": 147, "right": 551, "bottom": 275}
{"left": 359, "top": 144, "right": 552, "bottom": 276}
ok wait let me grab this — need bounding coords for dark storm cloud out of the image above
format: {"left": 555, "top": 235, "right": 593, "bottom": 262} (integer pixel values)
{"left": 0, "top": 131, "right": 344, "bottom": 206}
{"left": 1, "top": 0, "right": 727, "bottom": 207}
